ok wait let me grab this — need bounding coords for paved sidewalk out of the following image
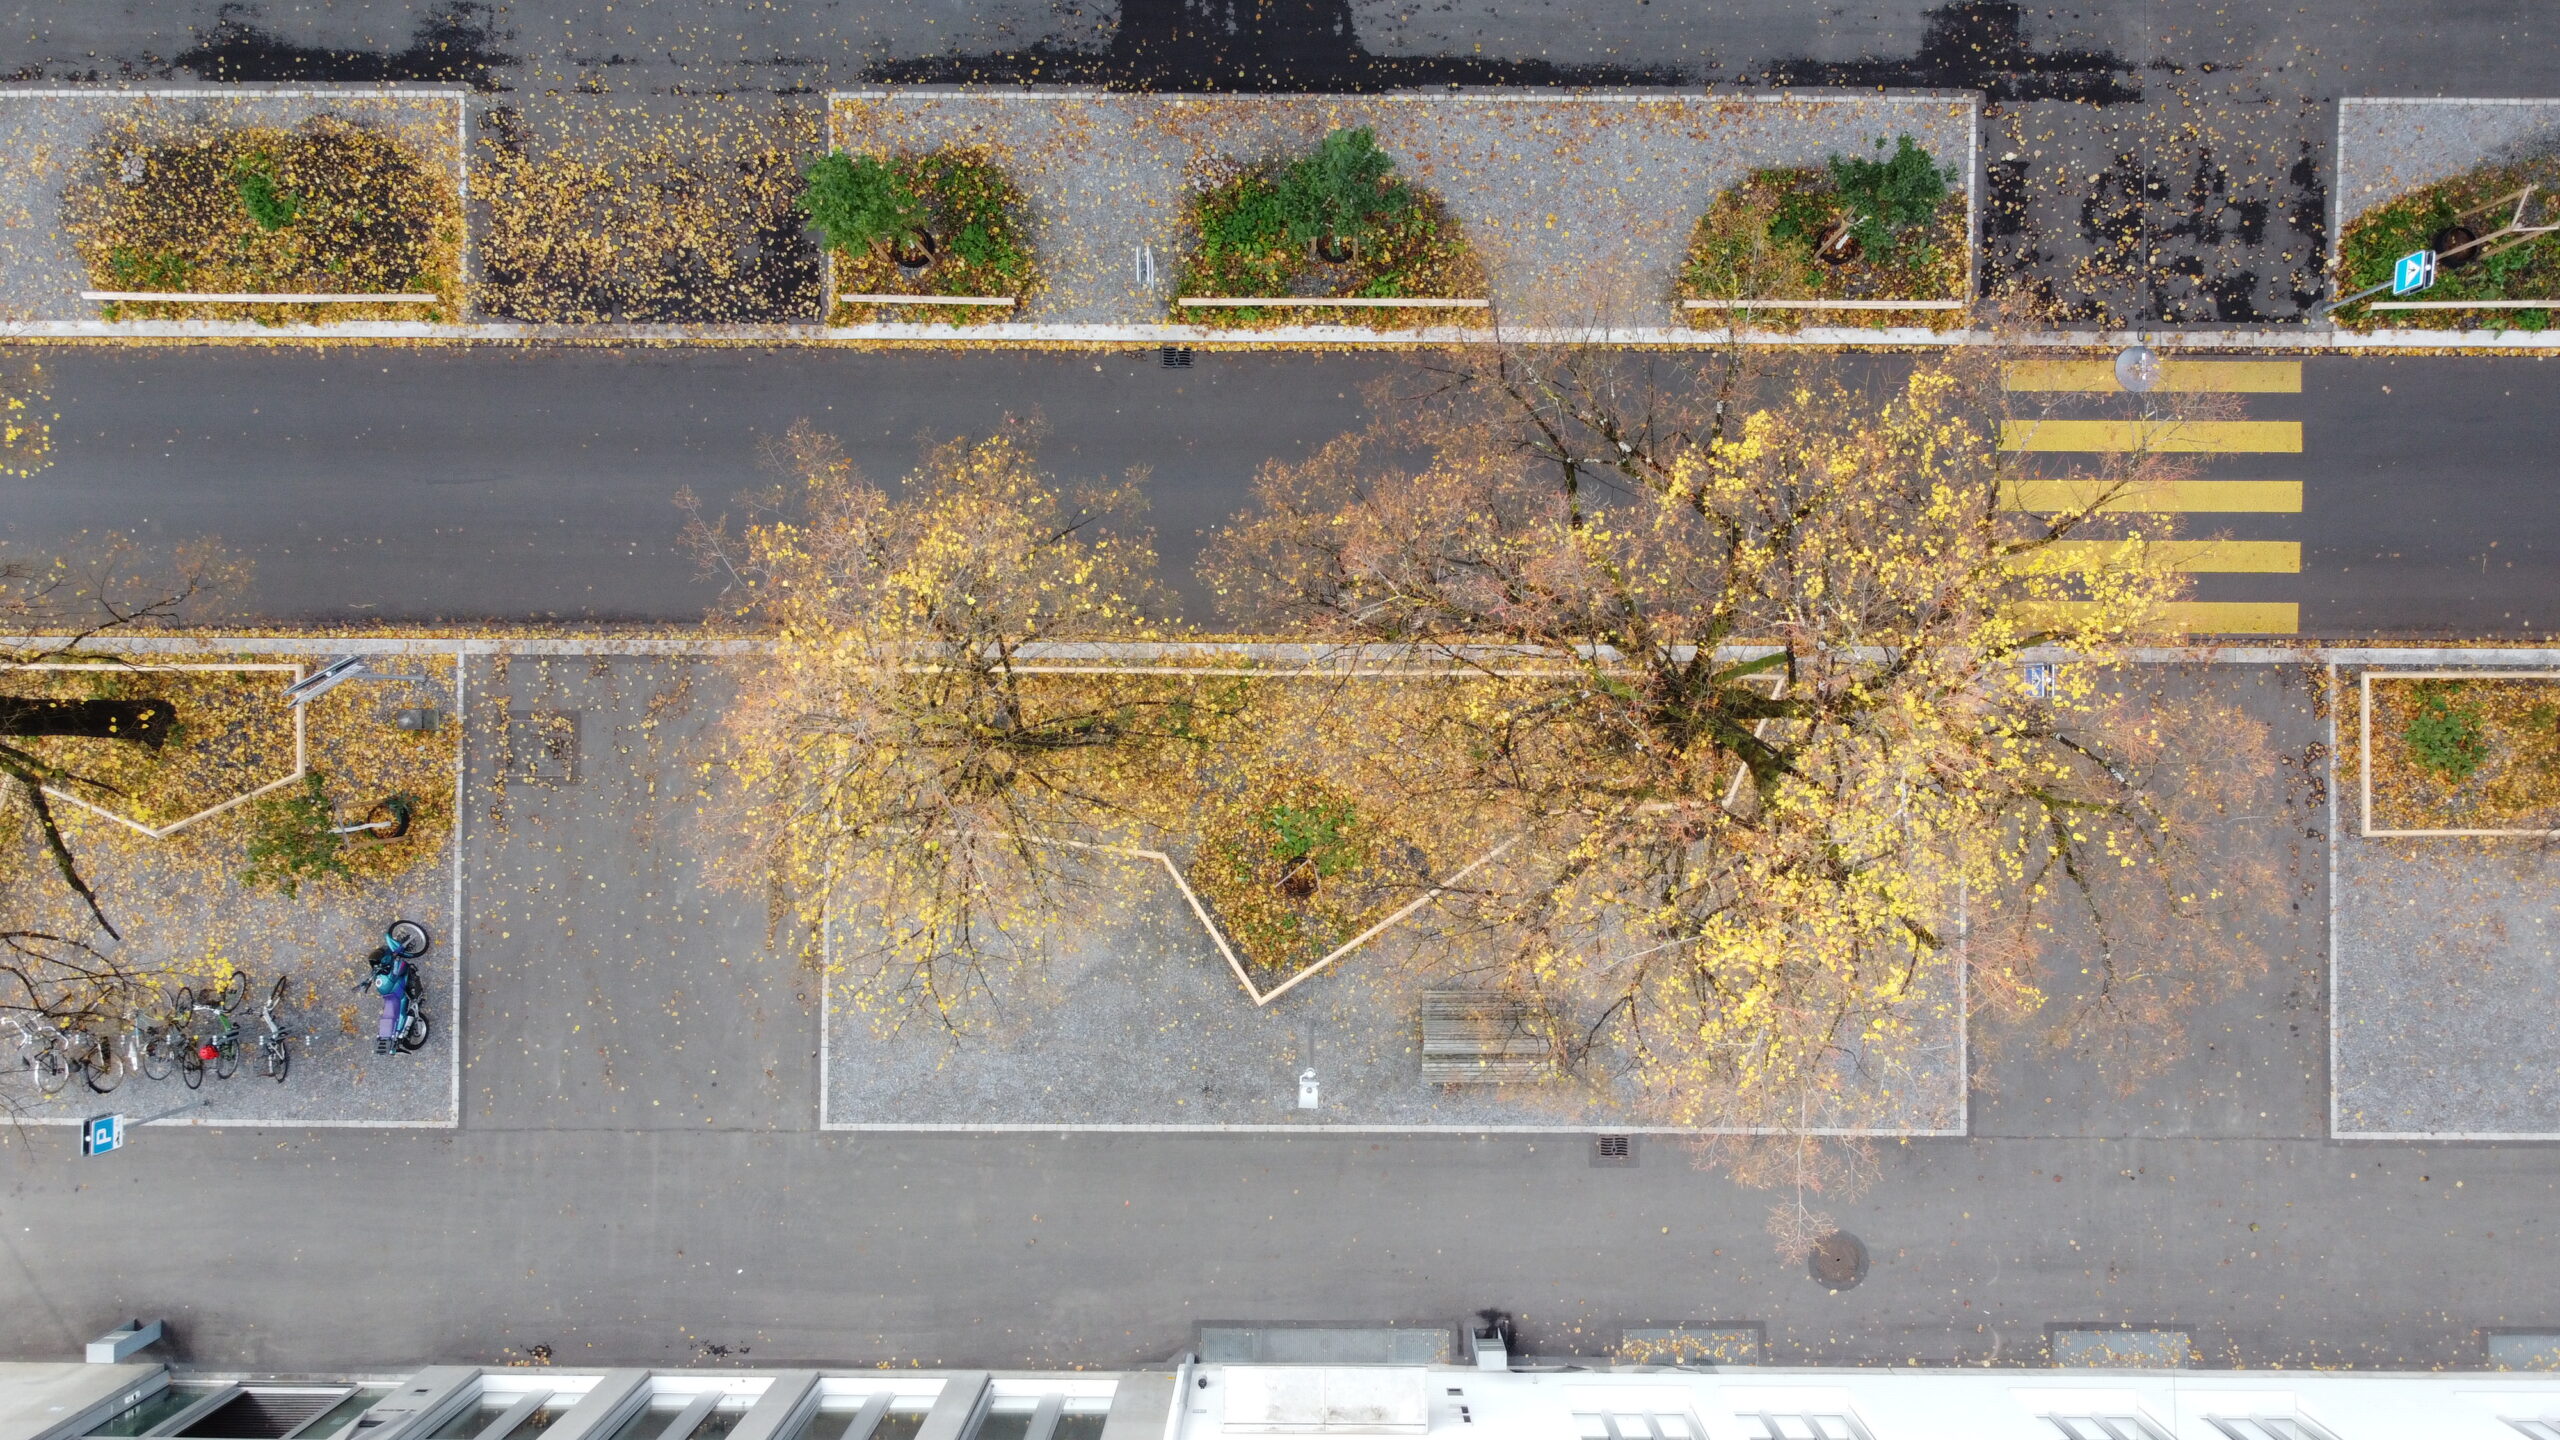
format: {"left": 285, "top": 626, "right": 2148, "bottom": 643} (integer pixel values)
{"left": 5, "top": 641, "right": 2559, "bottom": 1372}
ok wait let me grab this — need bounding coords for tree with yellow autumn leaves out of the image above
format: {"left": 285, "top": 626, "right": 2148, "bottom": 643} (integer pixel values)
{"left": 686, "top": 423, "right": 1240, "bottom": 1027}
{"left": 713, "top": 349, "right": 2273, "bottom": 1145}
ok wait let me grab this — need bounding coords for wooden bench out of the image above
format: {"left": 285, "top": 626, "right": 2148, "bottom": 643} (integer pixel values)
{"left": 1420, "top": 989, "right": 1555, "bottom": 1085}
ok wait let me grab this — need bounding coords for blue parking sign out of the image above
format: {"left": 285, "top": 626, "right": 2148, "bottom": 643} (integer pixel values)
{"left": 82, "top": 1114, "right": 124, "bottom": 1156}
{"left": 2392, "top": 249, "right": 2438, "bottom": 296}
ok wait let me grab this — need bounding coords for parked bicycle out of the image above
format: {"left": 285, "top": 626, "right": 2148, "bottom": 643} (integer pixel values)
{"left": 174, "top": 971, "right": 251, "bottom": 1089}
{"left": 64, "top": 1016, "right": 121, "bottom": 1094}
{"left": 119, "top": 998, "right": 180, "bottom": 1083}
{"left": 254, "top": 974, "right": 291, "bottom": 1083}
{"left": 5, "top": 1013, "right": 70, "bottom": 1097}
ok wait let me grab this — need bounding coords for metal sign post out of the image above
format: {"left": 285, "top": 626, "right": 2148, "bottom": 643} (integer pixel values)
{"left": 283, "top": 656, "right": 370, "bottom": 707}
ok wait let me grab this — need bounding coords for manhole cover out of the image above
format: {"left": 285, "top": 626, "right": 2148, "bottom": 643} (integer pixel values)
{"left": 506, "top": 709, "right": 581, "bottom": 785}
{"left": 1809, "top": 1231, "right": 1868, "bottom": 1290}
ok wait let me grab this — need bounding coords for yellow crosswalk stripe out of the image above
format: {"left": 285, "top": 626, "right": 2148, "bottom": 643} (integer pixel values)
{"left": 1999, "top": 419, "right": 2303, "bottom": 453}
{"left": 2003, "top": 359, "right": 2302, "bottom": 393}
{"left": 2027, "top": 540, "right": 2300, "bottom": 573}
{"left": 2163, "top": 601, "right": 2299, "bottom": 633}
{"left": 2020, "top": 601, "right": 2301, "bottom": 634}
{"left": 2000, "top": 479, "right": 2303, "bottom": 513}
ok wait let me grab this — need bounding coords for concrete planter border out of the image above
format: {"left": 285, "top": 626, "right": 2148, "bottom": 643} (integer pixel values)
{"left": 2357, "top": 668, "right": 2560, "bottom": 838}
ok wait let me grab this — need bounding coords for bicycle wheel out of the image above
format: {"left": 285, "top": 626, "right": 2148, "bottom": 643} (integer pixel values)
{"left": 179, "top": 1046, "right": 205, "bottom": 1090}
{"left": 140, "top": 1029, "right": 174, "bottom": 1081}
{"left": 397, "top": 1006, "right": 431, "bottom": 1053}
{"left": 265, "top": 1034, "right": 290, "bottom": 1084}
{"left": 386, "top": 920, "right": 431, "bottom": 958}
{"left": 213, "top": 1037, "right": 239, "bottom": 1081}
{"left": 268, "top": 974, "right": 291, "bottom": 1012}
{"left": 81, "top": 1043, "right": 122, "bottom": 1094}
{"left": 210, "top": 972, "right": 249, "bottom": 1013}
{"left": 32, "top": 1050, "right": 67, "bottom": 1096}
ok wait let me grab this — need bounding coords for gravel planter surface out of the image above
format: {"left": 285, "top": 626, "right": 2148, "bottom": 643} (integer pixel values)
{"left": 823, "top": 879, "right": 1963, "bottom": 1132}
{"left": 829, "top": 88, "right": 1975, "bottom": 334}
{"left": 0, "top": 86, "right": 464, "bottom": 325}
{"left": 2332, "top": 99, "right": 2560, "bottom": 252}
{"left": 2332, "top": 828, "right": 2560, "bottom": 1137}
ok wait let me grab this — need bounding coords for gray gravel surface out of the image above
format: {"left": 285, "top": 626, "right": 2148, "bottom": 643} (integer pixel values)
{"left": 823, "top": 872, "right": 1963, "bottom": 1133}
{"left": 2333, "top": 820, "right": 2560, "bottom": 1138}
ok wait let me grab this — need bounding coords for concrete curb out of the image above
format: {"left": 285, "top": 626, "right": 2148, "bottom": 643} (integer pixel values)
{"left": 16, "top": 318, "right": 2560, "bottom": 350}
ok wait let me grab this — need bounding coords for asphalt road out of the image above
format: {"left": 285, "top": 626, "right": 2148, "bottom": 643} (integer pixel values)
{"left": 3, "top": 347, "right": 2554, "bottom": 638}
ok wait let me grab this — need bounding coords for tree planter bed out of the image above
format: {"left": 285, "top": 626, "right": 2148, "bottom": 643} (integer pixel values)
{"left": 1674, "top": 142, "right": 1971, "bottom": 332}
{"left": 804, "top": 146, "right": 1038, "bottom": 326}
{"left": 2358, "top": 670, "right": 2560, "bottom": 836}
{"left": 50, "top": 100, "right": 465, "bottom": 325}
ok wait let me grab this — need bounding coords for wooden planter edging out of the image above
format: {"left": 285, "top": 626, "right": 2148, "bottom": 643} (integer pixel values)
{"left": 2366, "top": 299, "right": 2560, "bottom": 310}
{"left": 2358, "top": 668, "right": 2560, "bottom": 837}
{"left": 82, "top": 290, "right": 440, "bottom": 303}
{"left": 836, "top": 294, "right": 1018, "bottom": 307}
{"left": 1682, "top": 298, "right": 1967, "bottom": 310}
{"left": 1176, "top": 297, "right": 1490, "bottom": 309}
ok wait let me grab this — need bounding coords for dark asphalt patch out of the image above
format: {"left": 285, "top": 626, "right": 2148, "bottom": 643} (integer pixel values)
{"left": 1759, "top": 1, "right": 2139, "bottom": 105}
{"left": 173, "top": 0, "right": 515, "bottom": 89}
{"left": 865, "top": 0, "right": 1682, "bottom": 91}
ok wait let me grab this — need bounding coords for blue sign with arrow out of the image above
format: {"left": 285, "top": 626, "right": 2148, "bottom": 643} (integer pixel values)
{"left": 2392, "top": 249, "right": 2438, "bottom": 296}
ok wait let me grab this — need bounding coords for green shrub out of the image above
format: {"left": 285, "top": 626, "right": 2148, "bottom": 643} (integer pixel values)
{"left": 1827, "top": 135, "right": 1950, "bottom": 261}
{"left": 243, "top": 770, "right": 355, "bottom": 897}
{"left": 103, "top": 245, "right": 191, "bottom": 289}
{"left": 2405, "top": 683, "right": 2490, "bottom": 784}
{"left": 1195, "top": 175, "right": 1294, "bottom": 291}
{"left": 229, "top": 153, "right": 301, "bottom": 231}
{"left": 798, "top": 150, "right": 928, "bottom": 255}
{"left": 1265, "top": 795, "right": 1362, "bottom": 878}
{"left": 1275, "top": 127, "right": 1413, "bottom": 256}
{"left": 919, "top": 153, "right": 1030, "bottom": 285}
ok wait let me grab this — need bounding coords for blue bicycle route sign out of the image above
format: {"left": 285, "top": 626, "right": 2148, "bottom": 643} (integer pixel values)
{"left": 2392, "top": 249, "right": 2438, "bottom": 296}
{"left": 81, "top": 1113, "right": 125, "bottom": 1156}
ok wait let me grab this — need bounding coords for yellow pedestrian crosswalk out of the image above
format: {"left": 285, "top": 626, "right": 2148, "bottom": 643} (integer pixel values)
{"left": 1998, "top": 419, "right": 2302, "bottom": 453}
{"left": 2028, "top": 539, "right": 2301, "bottom": 573}
{"left": 2000, "top": 479, "right": 2302, "bottom": 513}
{"left": 1999, "top": 357, "right": 2304, "bottom": 636}
{"left": 2002, "top": 359, "right": 2302, "bottom": 393}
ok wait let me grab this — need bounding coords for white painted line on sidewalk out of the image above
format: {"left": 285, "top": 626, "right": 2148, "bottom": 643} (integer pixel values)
{"left": 2327, "top": 659, "right": 2342, "bottom": 1143}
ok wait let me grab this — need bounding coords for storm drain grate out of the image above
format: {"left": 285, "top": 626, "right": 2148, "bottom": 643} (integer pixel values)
{"left": 1160, "top": 346, "right": 1194, "bottom": 369}
{"left": 1592, "top": 1134, "right": 1636, "bottom": 1167}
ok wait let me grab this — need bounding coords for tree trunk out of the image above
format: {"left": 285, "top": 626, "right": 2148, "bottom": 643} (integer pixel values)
{"left": 0, "top": 697, "right": 175, "bottom": 749}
